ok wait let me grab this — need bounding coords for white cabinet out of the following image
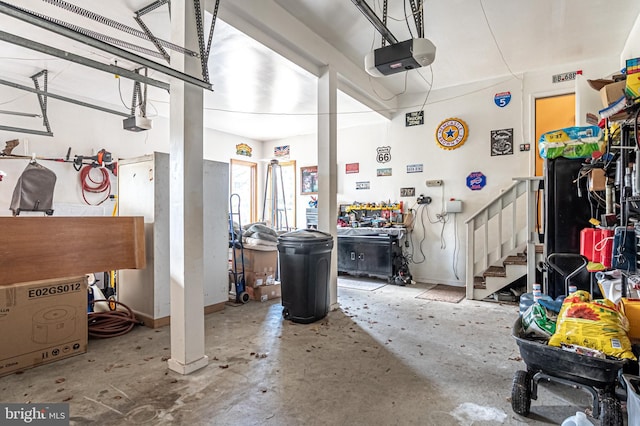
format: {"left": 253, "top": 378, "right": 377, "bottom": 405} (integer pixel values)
{"left": 117, "top": 152, "right": 229, "bottom": 327}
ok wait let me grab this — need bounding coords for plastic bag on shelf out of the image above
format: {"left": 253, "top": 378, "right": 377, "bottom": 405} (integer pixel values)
{"left": 538, "top": 125, "right": 604, "bottom": 159}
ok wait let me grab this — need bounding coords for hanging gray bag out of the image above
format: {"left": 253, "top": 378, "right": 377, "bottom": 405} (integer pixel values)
{"left": 10, "top": 161, "right": 57, "bottom": 216}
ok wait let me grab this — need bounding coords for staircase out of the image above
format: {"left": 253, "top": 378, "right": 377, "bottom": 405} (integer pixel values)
{"left": 465, "top": 177, "right": 543, "bottom": 300}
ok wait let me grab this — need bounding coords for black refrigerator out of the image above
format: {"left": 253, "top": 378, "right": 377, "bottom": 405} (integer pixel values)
{"left": 544, "top": 157, "right": 592, "bottom": 298}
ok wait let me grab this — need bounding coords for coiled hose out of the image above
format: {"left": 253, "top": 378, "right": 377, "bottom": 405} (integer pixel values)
{"left": 80, "top": 165, "right": 111, "bottom": 205}
{"left": 88, "top": 299, "right": 140, "bottom": 338}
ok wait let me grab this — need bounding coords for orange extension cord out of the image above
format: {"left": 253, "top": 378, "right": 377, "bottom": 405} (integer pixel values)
{"left": 88, "top": 299, "right": 141, "bottom": 338}
{"left": 80, "top": 165, "right": 111, "bottom": 205}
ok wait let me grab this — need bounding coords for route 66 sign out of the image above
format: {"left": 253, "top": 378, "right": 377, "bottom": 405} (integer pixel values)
{"left": 376, "top": 146, "right": 391, "bottom": 163}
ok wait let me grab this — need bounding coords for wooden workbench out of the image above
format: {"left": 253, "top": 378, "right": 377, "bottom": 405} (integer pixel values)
{"left": 0, "top": 216, "right": 145, "bottom": 285}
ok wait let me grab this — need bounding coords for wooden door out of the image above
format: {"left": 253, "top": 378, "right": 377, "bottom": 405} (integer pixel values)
{"left": 534, "top": 94, "right": 576, "bottom": 176}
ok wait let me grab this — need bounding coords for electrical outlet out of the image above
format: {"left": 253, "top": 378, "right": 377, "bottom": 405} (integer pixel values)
{"left": 417, "top": 195, "right": 432, "bottom": 204}
{"left": 426, "top": 179, "right": 443, "bottom": 187}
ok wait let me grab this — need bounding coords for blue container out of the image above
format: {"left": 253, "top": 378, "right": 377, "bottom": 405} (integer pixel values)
{"left": 519, "top": 292, "right": 554, "bottom": 316}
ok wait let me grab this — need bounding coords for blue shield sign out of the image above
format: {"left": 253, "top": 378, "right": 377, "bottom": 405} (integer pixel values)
{"left": 494, "top": 92, "right": 511, "bottom": 108}
{"left": 466, "top": 172, "right": 486, "bottom": 191}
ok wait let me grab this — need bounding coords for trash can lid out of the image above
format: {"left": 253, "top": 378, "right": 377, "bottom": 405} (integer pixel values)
{"left": 278, "top": 229, "right": 333, "bottom": 242}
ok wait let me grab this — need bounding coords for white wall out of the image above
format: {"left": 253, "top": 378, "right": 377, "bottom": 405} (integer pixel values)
{"left": 0, "top": 95, "right": 262, "bottom": 216}
{"left": 0, "top": 95, "right": 157, "bottom": 216}
{"left": 621, "top": 12, "right": 640, "bottom": 66}
{"left": 264, "top": 56, "right": 622, "bottom": 286}
{"left": 0, "top": 52, "right": 627, "bottom": 287}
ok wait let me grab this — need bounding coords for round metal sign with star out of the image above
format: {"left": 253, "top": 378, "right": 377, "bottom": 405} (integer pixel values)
{"left": 435, "top": 118, "right": 468, "bottom": 150}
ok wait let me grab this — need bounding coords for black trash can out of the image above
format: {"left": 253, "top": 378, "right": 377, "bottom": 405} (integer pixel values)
{"left": 278, "top": 229, "right": 334, "bottom": 323}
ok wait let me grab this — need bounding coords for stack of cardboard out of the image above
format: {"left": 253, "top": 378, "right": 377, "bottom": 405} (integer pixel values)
{"left": 589, "top": 58, "right": 640, "bottom": 121}
{"left": 233, "top": 248, "right": 281, "bottom": 301}
{"left": 599, "top": 80, "right": 627, "bottom": 108}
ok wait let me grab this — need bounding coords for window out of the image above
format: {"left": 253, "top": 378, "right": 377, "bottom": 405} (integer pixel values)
{"left": 230, "top": 159, "right": 257, "bottom": 225}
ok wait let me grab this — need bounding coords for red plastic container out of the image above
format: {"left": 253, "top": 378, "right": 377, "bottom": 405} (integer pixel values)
{"left": 580, "top": 228, "right": 596, "bottom": 262}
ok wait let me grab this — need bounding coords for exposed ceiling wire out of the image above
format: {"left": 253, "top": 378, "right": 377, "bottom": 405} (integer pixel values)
{"left": 418, "top": 65, "right": 433, "bottom": 111}
{"left": 368, "top": 72, "right": 408, "bottom": 101}
{"left": 146, "top": 99, "right": 158, "bottom": 118}
{"left": 479, "top": 0, "right": 522, "bottom": 80}
{"left": 147, "top": 76, "right": 515, "bottom": 117}
{"left": 423, "top": 76, "right": 515, "bottom": 106}
{"left": 117, "top": 77, "right": 131, "bottom": 110}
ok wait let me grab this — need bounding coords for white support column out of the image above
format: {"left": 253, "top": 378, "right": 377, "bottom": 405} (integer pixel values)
{"left": 317, "top": 66, "right": 338, "bottom": 309}
{"left": 168, "top": 0, "right": 208, "bottom": 375}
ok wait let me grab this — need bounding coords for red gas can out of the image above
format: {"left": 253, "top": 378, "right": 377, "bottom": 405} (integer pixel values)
{"left": 580, "top": 228, "right": 596, "bottom": 262}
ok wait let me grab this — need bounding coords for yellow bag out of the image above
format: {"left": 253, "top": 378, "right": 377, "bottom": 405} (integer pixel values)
{"left": 549, "top": 295, "right": 636, "bottom": 360}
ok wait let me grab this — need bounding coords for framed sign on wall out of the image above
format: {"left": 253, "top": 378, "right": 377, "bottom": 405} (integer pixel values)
{"left": 301, "top": 166, "right": 318, "bottom": 194}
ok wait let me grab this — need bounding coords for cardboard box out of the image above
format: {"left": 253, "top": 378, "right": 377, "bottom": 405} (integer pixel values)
{"left": 0, "top": 277, "right": 88, "bottom": 377}
{"left": 246, "top": 283, "right": 281, "bottom": 302}
{"left": 600, "top": 80, "right": 627, "bottom": 108}
{"left": 589, "top": 168, "right": 606, "bottom": 192}
{"left": 233, "top": 248, "right": 278, "bottom": 273}
{"left": 244, "top": 271, "right": 276, "bottom": 288}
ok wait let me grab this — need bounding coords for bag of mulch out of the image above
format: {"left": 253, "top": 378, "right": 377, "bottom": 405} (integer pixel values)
{"left": 522, "top": 303, "right": 557, "bottom": 338}
{"left": 548, "top": 293, "right": 636, "bottom": 360}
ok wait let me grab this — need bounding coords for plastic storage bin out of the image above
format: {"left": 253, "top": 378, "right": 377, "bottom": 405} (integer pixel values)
{"left": 278, "top": 229, "right": 334, "bottom": 324}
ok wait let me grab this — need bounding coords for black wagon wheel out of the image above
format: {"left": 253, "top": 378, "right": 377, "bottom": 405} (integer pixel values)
{"left": 599, "top": 395, "right": 623, "bottom": 426}
{"left": 511, "top": 370, "right": 532, "bottom": 416}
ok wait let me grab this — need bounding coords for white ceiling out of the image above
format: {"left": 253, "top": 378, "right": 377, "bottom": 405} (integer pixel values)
{"left": 0, "top": 0, "right": 639, "bottom": 141}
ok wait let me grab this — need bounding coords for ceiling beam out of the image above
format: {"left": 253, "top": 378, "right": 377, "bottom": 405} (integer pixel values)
{"left": 351, "top": 0, "right": 398, "bottom": 45}
{"left": 0, "top": 1, "right": 211, "bottom": 90}
{"left": 0, "top": 110, "right": 40, "bottom": 118}
{"left": 0, "top": 125, "right": 52, "bottom": 137}
{"left": 0, "top": 77, "right": 131, "bottom": 117}
{"left": 0, "top": 30, "right": 171, "bottom": 92}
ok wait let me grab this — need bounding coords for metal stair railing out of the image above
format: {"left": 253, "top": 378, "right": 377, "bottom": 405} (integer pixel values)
{"left": 464, "top": 177, "right": 542, "bottom": 299}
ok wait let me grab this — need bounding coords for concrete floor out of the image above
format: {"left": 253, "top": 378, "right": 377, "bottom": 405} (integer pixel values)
{"left": 0, "top": 279, "right": 626, "bottom": 425}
